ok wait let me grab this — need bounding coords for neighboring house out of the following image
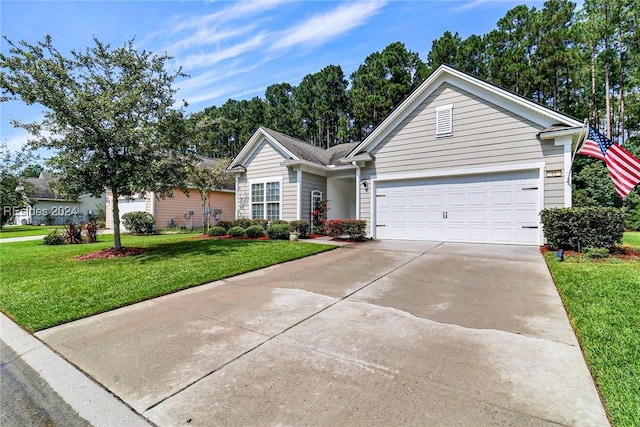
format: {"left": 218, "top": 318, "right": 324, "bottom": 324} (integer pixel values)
{"left": 105, "top": 158, "right": 235, "bottom": 231}
{"left": 105, "top": 188, "right": 235, "bottom": 231}
{"left": 15, "top": 172, "right": 105, "bottom": 226}
{"left": 228, "top": 64, "right": 585, "bottom": 246}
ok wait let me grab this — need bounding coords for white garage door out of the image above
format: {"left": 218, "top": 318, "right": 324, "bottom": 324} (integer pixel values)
{"left": 117, "top": 198, "right": 147, "bottom": 231}
{"left": 375, "top": 170, "right": 540, "bottom": 245}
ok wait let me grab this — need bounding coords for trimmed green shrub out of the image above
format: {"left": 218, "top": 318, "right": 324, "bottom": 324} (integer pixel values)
{"left": 121, "top": 211, "right": 155, "bottom": 234}
{"left": 325, "top": 219, "right": 367, "bottom": 240}
{"left": 289, "top": 220, "right": 309, "bottom": 237}
{"left": 342, "top": 219, "right": 367, "bottom": 240}
{"left": 625, "top": 208, "right": 640, "bottom": 231}
{"left": 267, "top": 223, "right": 291, "bottom": 240}
{"left": 216, "top": 220, "right": 233, "bottom": 231}
{"left": 582, "top": 247, "right": 610, "bottom": 259}
{"left": 540, "top": 207, "right": 625, "bottom": 250}
{"left": 245, "top": 225, "right": 266, "bottom": 238}
{"left": 43, "top": 230, "right": 65, "bottom": 245}
{"left": 228, "top": 226, "right": 245, "bottom": 237}
{"left": 251, "top": 218, "right": 269, "bottom": 230}
{"left": 231, "top": 218, "right": 252, "bottom": 229}
{"left": 207, "top": 226, "right": 227, "bottom": 236}
{"left": 269, "top": 219, "right": 289, "bottom": 225}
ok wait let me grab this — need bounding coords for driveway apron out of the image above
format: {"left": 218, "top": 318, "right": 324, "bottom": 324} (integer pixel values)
{"left": 36, "top": 241, "right": 608, "bottom": 426}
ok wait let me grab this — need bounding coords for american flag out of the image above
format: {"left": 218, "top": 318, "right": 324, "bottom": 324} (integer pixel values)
{"left": 577, "top": 126, "right": 640, "bottom": 198}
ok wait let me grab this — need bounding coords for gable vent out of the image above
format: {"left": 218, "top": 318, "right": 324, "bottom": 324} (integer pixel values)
{"left": 436, "top": 104, "right": 453, "bottom": 136}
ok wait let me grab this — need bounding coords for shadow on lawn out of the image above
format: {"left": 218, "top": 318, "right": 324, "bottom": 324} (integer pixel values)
{"left": 133, "top": 238, "right": 273, "bottom": 263}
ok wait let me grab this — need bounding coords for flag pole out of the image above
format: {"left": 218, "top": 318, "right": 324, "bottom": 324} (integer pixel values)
{"left": 568, "top": 119, "right": 589, "bottom": 186}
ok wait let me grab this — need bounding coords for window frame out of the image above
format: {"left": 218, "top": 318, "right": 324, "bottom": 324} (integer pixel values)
{"left": 249, "top": 177, "right": 282, "bottom": 220}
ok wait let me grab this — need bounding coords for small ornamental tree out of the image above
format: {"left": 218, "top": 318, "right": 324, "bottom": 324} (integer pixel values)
{"left": 186, "top": 158, "right": 232, "bottom": 234}
{"left": 0, "top": 36, "right": 194, "bottom": 249}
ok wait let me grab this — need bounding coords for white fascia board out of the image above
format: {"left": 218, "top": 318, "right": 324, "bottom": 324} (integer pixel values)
{"left": 280, "top": 160, "right": 356, "bottom": 177}
{"left": 338, "top": 153, "right": 373, "bottom": 164}
{"left": 346, "top": 65, "right": 583, "bottom": 158}
{"left": 539, "top": 127, "right": 584, "bottom": 140}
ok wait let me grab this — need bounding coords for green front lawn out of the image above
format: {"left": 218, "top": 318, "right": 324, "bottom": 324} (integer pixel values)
{"left": 0, "top": 234, "right": 336, "bottom": 332}
{"left": 545, "top": 244, "right": 640, "bottom": 426}
{"left": 622, "top": 231, "right": 640, "bottom": 248}
{"left": 0, "top": 225, "right": 61, "bottom": 238}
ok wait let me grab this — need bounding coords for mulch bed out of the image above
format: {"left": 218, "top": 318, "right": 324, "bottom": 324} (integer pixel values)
{"left": 541, "top": 245, "right": 640, "bottom": 261}
{"left": 75, "top": 247, "right": 147, "bottom": 260}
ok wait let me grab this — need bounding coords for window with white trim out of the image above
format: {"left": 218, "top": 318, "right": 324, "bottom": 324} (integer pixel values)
{"left": 435, "top": 104, "right": 453, "bottom": 136}
{"left": 251, "top": 181, "right": 280, "bottom": 220}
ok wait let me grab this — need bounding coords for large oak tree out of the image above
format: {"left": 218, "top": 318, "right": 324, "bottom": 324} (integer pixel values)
{"left": 0, "top": 36, "right": 194, "bottom": 249}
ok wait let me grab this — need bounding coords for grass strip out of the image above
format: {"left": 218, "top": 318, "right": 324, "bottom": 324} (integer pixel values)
{"left": 0, "top": 225, "right": 61, "bottom": 239}
{"left": 545, "top": 253, "right": 640, "bottom": 426}
{"left": 0, "top": 234, "right": 336, "bottom": 332}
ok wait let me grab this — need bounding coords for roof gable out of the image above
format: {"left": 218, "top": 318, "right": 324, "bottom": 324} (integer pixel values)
{"left": 347, "top": 65, "right": 583, "bottom": 157}
{"left": 229, "top": 126, "right": 360, "bottom": 169}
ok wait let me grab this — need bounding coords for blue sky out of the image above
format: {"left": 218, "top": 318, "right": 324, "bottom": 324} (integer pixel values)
{"left": 1, "top": 0, "right": 550, "bottom": 153}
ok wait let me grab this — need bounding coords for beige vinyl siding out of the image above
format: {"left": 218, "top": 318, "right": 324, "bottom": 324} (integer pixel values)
{"left": 154, "top": 190, "right": 234, "bottom": 229}
{"left": 301, "top": 172, "right": 327, "bottom": 222}
{"left": 282, "top": 170, "right": 298, "bottom": 220}
{"left": 361, "top": 82, "right": 565, "bottom": 220}
{"left": 237, "top": 138, "right": 295, "bottom": 220}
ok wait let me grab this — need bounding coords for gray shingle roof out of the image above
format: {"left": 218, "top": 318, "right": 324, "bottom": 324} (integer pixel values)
{"left": 261, "top": 127, "right": 359, "bottom": 166}
{"left": 22, "top": 174, "right": 60, "bottom": 200}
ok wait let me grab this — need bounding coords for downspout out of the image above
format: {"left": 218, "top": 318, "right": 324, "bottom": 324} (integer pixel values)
{"left": 352, "top": 161, "right": 361, "bottom": 220}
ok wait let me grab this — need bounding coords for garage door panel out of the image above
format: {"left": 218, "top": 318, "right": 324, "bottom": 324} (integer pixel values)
{"left": 408, "top": 194, "right": 424, "bottom": 207}
{"left": 375, "top": 170, "right": 540, "bottom": 245}
{"left": 467, "top": 191, "right": 486, "bottom": 205}
{"left": 515, "top": 208, "right": 538, "bottom": 224}
{"left": 426, "top": 194, "right": 444, "bottom": 207}
{"left": 491, "top": 209, "right": 512, "bottom": 224}
{"left": 448, "top": 192, "right": 465, "bottom": 206}
{"left": 491, "top": 190, "right": 512, "bottom": 205}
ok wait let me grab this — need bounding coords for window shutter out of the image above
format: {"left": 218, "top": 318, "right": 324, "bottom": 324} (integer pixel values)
{"left": 436, "top": 104, "right": 453, "bottom": 136}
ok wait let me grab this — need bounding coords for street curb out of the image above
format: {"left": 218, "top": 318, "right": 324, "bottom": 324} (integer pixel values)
{"left": 0, "top": 313, "right": 151, "bottom": 427}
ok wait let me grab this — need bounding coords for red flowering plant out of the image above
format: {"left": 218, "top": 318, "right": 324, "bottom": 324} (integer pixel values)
{"left": 311, "top": 200, "right": 328, "bottom": 234}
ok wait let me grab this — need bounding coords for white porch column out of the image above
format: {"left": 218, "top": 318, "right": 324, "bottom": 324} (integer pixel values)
{"left": 296, "top": 170, "right": 302, "bottom": 220}
{"left": 353, "top": 162, "right": 361, "bottom": 220}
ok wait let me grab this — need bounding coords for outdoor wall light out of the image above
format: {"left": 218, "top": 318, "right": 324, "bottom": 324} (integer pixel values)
{"left": 361, "top": 180, "right": 368, "bottom": 191}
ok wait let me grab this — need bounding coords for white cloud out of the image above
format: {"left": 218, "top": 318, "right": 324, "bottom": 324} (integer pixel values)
{"left": 270, "top": 0, "right": 386, "bottom": 51}
{"left": 166, "top": 25, "right": 257, "bottom": 52}
{"left": 450, "top": 0, "right": 532, "bottom": 13}
{"left": 2, "top": 131, "right": 32, "bottom": 152}
{"left": 181, "top": 32, "right": 267, "bottom": 69}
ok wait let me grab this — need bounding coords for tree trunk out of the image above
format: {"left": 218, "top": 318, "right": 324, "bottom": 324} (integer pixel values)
{"left": 112, "top": 191, "right": 122, "bottom": 250}
{"left": 201, "top": 193, "right": 208, "bottom": 234}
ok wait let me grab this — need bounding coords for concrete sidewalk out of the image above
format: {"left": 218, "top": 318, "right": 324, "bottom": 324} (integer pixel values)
{"left": 32, "top": 240, "right": 608, "bottom": 426}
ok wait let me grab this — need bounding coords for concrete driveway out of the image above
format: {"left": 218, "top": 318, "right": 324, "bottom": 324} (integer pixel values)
{"left": 36, "top": 241, "right": 608, "bottom": 426}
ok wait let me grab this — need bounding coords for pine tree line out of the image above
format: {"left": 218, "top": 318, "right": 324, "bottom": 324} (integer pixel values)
{"left": 187, "top": 0, "right": 639, "bottom": 158}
